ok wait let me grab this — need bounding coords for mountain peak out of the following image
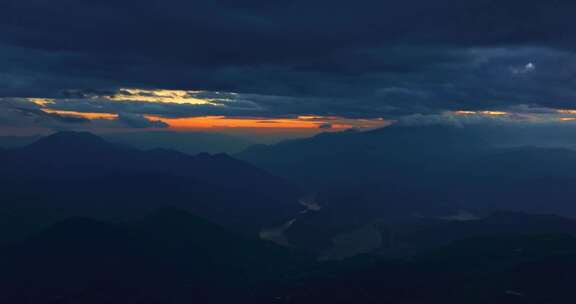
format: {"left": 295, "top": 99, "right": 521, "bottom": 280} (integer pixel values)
{"left": 27, "top": 131, "right": 119, "bottom": 153}
{"left": 36, "top": 131, "right": 105, "bottom": 143}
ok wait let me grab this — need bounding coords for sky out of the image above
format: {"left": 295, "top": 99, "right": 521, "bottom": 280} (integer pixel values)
{"left": 3, "top": 0, "right": 576, "bottom": 137}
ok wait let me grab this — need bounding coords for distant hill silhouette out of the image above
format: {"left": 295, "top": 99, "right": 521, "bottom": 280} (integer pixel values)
{"left": 237, "top": 125, "right": 576, "bottom": 257}
{"left": 0, "top": 132, "right": 252, "bottom": 154}
{"left": 0, "top": 132, "right": 301, "bottom": 241}
{"left": 238, "top": 124, "right": 576, "bottom": 217}
{"left": 0, "top": 135, "right": 42, "bottom": 148}
{"left": 104, "top": 131, "right": 252, "bottom": 155}
{"left": 238, "top": 124, "right": 487, "bottom": 182}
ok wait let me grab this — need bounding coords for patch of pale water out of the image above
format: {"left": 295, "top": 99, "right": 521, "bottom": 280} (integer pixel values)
{"left": 299, "top": 193, "right": 321, "bottom": 212}
{"left": 260, "top": 193, "right": 322, "bottom": 246}
{"left": 259, "top": 218, "right": 297, "bottom": 247}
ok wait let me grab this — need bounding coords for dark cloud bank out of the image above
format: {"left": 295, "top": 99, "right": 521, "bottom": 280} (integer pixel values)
{"left": 2, "top": 0, "right": 576, "bottom": 118}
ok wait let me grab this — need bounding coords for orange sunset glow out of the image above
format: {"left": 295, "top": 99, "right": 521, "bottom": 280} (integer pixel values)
{"left": 41, "top": 109, "right": 388, "bottom": 131}
{"left": 147, "top": 116, "right": 339, "bottom": 129}
{"left": 147, "top": 115, "right": 387, "bottom": 130}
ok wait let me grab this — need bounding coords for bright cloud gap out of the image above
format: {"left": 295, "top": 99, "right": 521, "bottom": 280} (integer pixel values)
{"left": 6, "top": 87, "right": 576, "bottom": 137}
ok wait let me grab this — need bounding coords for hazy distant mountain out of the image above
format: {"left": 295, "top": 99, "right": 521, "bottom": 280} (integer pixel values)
{"left": 0, "top": 132, "right": 300, "bottom": 240}
{"left": 238, "top": 125, "right": 488, "bottom": 187}
{"left": 0, "top": 131, "right": 253, "bottom": 154}
{"left": 238, "top": 125, "right": 576, "bottom": 217}
{"left": 104, "top": 131, "right": 253, "bottom": 154}
{"left": 237, "top": 125, "right": 576, "bottom": 257}
{"left": 0, "top": 135, "right": 42, "bottom": 148}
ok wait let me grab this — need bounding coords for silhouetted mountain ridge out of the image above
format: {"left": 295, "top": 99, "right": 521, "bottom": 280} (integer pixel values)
{"left": 29, "top": 131, "right": 112, "bottom": 149}
{"left": 238, "top": 124, "right": 576, "bottom": 217}
{"left": 0, "top": 132, "right": 301, "bottom": 236}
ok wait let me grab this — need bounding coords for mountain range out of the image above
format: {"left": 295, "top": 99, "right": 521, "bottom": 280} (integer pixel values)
{"left": 0, "top": 131, "right": 300, "bottom": 242}
{"left": 238, "top": 125, "right": 576, "bottom": 255}
{"left": 4, "top": 127, "right": 576, "bottom": 302}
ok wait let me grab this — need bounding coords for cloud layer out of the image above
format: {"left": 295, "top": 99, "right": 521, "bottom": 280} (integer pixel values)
{"left": 2, "top": 0, "right": 576, "bottom": 119}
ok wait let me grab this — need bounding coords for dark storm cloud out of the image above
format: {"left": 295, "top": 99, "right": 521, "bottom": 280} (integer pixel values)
{"left": 2, "top": 0, "right": 576, "bottom": 117}
{"left": 0, "top": 100, "right": 89, "bottom": 129}
{"left": 116, "top": 113, "right": 169, "bottom": 129}
{"left": 15, "top": 107, "right": 90, "bottom": 124}
{"left": 0, "top": 99, "right": 169, "bottom": 131}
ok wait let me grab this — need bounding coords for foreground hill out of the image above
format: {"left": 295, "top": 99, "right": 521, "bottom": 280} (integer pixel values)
{"left": 283, "top": 234, "right": 576, "bottom": 304}
{"left": 0, "top": 208, "right": 310, "bottom": 304}
{"left": 3, "top": 209, "right": 576, "bottom": 303}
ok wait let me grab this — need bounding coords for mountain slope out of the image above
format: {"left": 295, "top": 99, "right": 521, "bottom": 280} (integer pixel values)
{"left": 0, "top": 208, "right": 309, "bottom": 304}
{"left": 237, "top": 125, "right": 576, "bottom": 257}
{"left": 238, "top": 125, "right": 487, "bottom": 183}
{"left": 0, "top": 132, "right": 301, "bottom": 238}
{"left": 104, "top": 131, "right": 252, "bottom": 154}
{"left": 238, "top": 125, "right": 576, "bottom": 217}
